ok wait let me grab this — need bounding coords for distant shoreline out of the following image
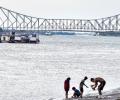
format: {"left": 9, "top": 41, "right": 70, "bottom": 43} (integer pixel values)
{"left": 96, "top": 32, "right": 120, "bottom": 36}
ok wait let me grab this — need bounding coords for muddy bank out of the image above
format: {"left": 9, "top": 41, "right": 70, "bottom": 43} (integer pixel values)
{"left": 64, "top": 88, "right": 120, "bottom": 100}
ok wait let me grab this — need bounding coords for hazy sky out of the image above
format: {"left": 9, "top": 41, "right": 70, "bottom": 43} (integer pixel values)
{"left": 0, "top": 0, "right": 120, "bottom": 19}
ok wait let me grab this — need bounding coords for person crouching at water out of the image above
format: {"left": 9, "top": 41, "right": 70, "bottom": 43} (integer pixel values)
{"left": 79, "top": 76, "right": 89, "bottom": 98}
{"left": 90, "top": 77, "right": 106, "bottom": 98}
{"left": 72, "top": 87, "right": 81, "bottom": 98}
{"left": 64, "top": 77, "right": 71, "bottom": 98}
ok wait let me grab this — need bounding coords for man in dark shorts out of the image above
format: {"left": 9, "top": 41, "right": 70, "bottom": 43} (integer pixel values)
{"left": 64, "top": 77, "right": 71, "bottom": 98}
{"left": 90, "top": 77, "right": 106, "bottom": 97}
{"left": 79, "top": 76, "right": 88, "bottom": 98}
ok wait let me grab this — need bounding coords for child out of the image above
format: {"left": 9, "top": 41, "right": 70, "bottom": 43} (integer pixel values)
{"left": 79, "top": 76, "right": 88, "bottom": 98}
{"left": 72, "top": 87, "right": 81, "bottom": 98}
{"left": 64, "top": 77, "right": 71, "bottom": 98}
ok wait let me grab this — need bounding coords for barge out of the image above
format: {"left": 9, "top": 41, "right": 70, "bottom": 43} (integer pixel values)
{"left": 0, "top": 32, "right": 40, "bottom": 43}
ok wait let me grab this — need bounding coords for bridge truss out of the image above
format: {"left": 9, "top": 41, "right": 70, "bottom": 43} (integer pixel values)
{"left": 0, "top": 6, "right": 120, "bottom": 32}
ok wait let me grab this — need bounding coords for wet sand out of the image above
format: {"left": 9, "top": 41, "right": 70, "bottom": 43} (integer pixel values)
{"left": 64, "top": 94, "right": 120, "bottom": 100}
{"left": 64, "top": 88, "right": 120, "bottom": 100}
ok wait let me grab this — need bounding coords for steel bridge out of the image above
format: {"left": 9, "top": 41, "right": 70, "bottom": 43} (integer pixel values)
{"left": 0, "top": 6, "right": 120, "bottom": 33}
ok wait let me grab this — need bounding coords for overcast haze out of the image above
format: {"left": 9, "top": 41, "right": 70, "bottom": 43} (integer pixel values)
{"left": 0, "top": 0, "right": 120, "bottom": 19}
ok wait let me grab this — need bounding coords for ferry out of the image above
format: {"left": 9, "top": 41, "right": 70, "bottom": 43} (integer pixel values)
{"left": 0, "top": 32, "right": 40, "bottom": 43}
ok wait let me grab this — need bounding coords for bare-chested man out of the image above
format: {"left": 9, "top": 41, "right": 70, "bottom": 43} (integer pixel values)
{"left": 90, "top": 77, "right": 106, "bottom": 97}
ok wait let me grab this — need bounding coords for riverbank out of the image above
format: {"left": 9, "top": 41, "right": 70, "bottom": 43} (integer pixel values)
{"left": 64, "top": 88, "right": 120, "bottom": 100}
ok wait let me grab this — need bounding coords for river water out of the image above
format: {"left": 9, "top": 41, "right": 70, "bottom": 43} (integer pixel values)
{"left": 0, "top": 35, "right": 120, "bottom": 100}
